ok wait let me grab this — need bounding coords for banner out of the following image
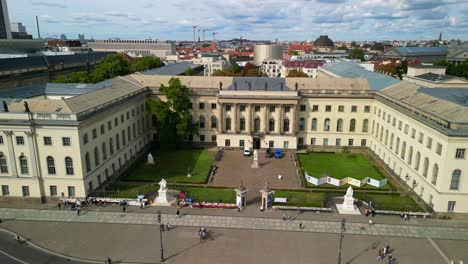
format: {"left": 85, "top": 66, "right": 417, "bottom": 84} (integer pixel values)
{"left": 304, "top": 171, "right": 388, "bottom": 188}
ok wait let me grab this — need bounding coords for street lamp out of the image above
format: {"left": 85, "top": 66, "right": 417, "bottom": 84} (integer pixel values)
{"left": 157, "top": 209, "right": 164, "bottom": 262}
{"left": 337, "top": 219, "right": 346, "bottom": 264}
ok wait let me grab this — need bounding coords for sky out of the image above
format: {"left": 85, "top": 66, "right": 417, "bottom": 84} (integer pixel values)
{"left": 6, "top": 0, "right": 468, "bottom": 41}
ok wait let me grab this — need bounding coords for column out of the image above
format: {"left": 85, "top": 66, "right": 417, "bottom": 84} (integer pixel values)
{"left": 290, "top": 105, "right": 296, "bottom": 135}
{"left": 232, "top": 103, "right": 237, "bottom": 133}
{"left": 246, "top": 104, "right": 251, "bottom": 133}
{"left": 25, "top": 131, "right": 39, "bottom": 177}
{"left": 275, "top": 105, "right": 282, "bottom": 134}
{"left": 3, "top": 131, "right": 18, "bottom": 177}
{"left": 261, "top": 105, "right": 267, "bottom": 133}
{"left": 216, "top": 102, "right": 223, "bottom": 134}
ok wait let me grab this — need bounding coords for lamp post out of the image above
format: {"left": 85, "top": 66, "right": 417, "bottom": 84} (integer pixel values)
{"left": 337, "top": 219, "right": 346, "bottom": 264}
{"left": 157, "top": 209, "right": 164, "bottom": 262}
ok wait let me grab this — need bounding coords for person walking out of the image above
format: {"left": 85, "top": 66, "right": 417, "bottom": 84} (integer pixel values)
{"left": 122, "top": 206, "right": 127, "bottom": 216}
{"left": 176, "top": 209, "right": 180, "bottom": 217}
{"left": 76, "top": 208, "right": 80, "bottom": 216}
{"left": 299, "top": 222, "right": 303, "bottom": 229}
{"left": 376, "top": 249, "right": 383, "bottom": 261}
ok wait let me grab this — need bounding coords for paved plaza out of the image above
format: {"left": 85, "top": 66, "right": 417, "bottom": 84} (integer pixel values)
{"left": 210, "top": 150, "right": 302, "bottom": 189}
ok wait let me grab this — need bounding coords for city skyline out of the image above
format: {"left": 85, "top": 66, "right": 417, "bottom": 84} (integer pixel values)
{"left": 7, "top": 0, "right": 468, "bottom": 41}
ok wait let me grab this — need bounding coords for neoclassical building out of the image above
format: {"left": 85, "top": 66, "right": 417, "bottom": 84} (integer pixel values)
{"left": 0, "top": 69, "right": 467, "bottom": 213}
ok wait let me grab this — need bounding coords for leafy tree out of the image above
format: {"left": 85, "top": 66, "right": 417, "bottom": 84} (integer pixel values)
{"left": 93, "top": 54, "right": 131, "bottom": 80}
{"left": 434, "top": 60, "right": 468, "bottom": 78}
{"left": 130, "top": 57, "right": 164, "bottom": 72}
{"left": 148, "top": 78, "right": 197, "bottom": 147}
{"left": 287, "top": 70, "right": 308, "bottom": 77}
{"left": 184, "top": 67, "right": 196, "bottom": 76}
{"left": 347, "top": 49, "right": 365, "bottom": 61}
{"left": 54, "top": 71, "right": 91, "bottom": 83}
{"left": 336, "top": 45, "right": 348, "bottom": 50}
{"left": 290, "top": 50, "right": 299, "bottom": 55}
{"left": 351, "top": 41, "right": 357, "bottom": 47}
{"left": 231, "top": 63, "right": 241, "bottom": 74}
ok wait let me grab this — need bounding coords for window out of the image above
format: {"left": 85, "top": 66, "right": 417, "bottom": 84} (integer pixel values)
{"left": 50, "top": 185, "right": 57, "bottom": 196}
{"left": 127, "top": 112, "right": 130, "bottom": 120}
{"left": 401, "top": 142, "right": 406, "bottom": 159}
{"left": 268, "top": 140, "right": 274, "bottom": 148}
{"left": 109, "top": 138, "right": 114, "bottom": 155}
{"left": 200, "top": 135, "right": 205, "bottom": 142}
{"left": 239, "top": 140, "right": 245, "bottom": 147}
{"left": 390, "top": 134, "right": 394, "bottom": 150}
{"left": 324, "top": 118, "right": 330, "bottom": 131}
{"left": 225, "top": 139, "right": 231, "bottom": 147}
{"left": 108, "top": 121, "right": 112, "bottom": 130}
{"left": 1, "top": 185, "right": 9, "bottom": 196}
{"left": 88, "top": 181, "right": 94, "bottom": 192}
{"left": 336, "top": 119, "right": 343, "bottom": 132}
{"left": 436, "top": 143, "right": 442, "bottom": 155}
{"left": 269, "top": 118, "right": 275, "bottom": 132}
{"left": 19, "top": 155, "right": 28, "bottom": 174}
{"left": 362, "top": 119, "right": 369, "bottom": 132}
{"left": 97, "top": 175, "right": 102, "bottom": 185}
{"left": 348, "top": 139, "right": 354, "bottom": 146}
{"left": 47, "top": 156, "right": 56, "bottom": 175}
{"left": 85, "top": 152, "right": 91, "bottom": 172}
{"left": 338, "top": 105, "right": 344, "bottom": 112}
{"left": 211, "top": 116, "right": 217, "bottom": 129}
{"left": 22, "top": 186, "right": 30, "bottom": 197}
{"left": 361, "top": 139, "right": 367, "bottom": 146}
{"left": 364, "top": 106, "right": 370, "bottom": 113}
{"left": 16, "top": 136, "right": 24, "bottom": 145}
{"left": 68, "top": 186, "right": 75, "bottom": 197}
{"left": 225, "top": 117, "right": 231, "bottom": 131}
{"left": 94, "top": 147, "right": 100, "bottom": 166}
{"left": 102, "top": 143, "right": 107, "bottom": 160}
{"left": 269, "top": 106, "right": 275, "bottom": 112}
{"left": 336, "top": 138, "right": 341, "bottom": 146}
{"left": 450, "top": 170, "right": 461, "bottom": 190}
{"left": 284, "top": 106, "right": 290, "bottom": 113}
{"left": 240, "top": 105, "right": 246, "bottom": 112}
{"left": 448, "top": 201, "right": 456, "bottom": 212}
{"left": 408, "top": 147, "right": 413, "bottom": 165}
{"left": 311, "top": 118, "right": 317, "bottom": 131}
{"left": 398, "top": 121, "right": 402, "bottom": 130}
{"left": 83, "top": 133, "right": 88, "bottom": 144}
{"left": 299, "top": 118, "right": 305, "bottom": 132}
{"left": 298, "top": 137, "right": 304, "bottom": 146}
{"left": 323, "top": 138, "right": 329, "bottom": 146}
{"left": 325, "top": 105, "right": 331, "bottom": 112}
{"left": 455, "top": 148, "right": 465, "bottom": 159}
{"left": 385, "top": 130, "right": 389, "bottom": 145}
{"left": 43, "top": 137, "right": 52, "bottom": 146}
{"left": 395, "top": 137, "right": 400, "bottom": 154}
{"left": 255, "top": 105, "right": 260, "bottom": 112}
{"left": 225, "top": 105, "right": 231, "bottom": 111}
{"left": 351, "top": 106, "right": 357, "bottom": 112}
{"left": 310, "top": 138, "right": 316, "bottom": 145}
{"left": 392, "top": 118, "right": 396, "bottom": 127}
{"left": 0, "top": 136, "right": 3, "bottom": 144}
{"left": 253, "top": 117, "right": 260, "bottom": 132}
{"left": 199, "top": 103, "right": 205, "bottom": 109}
{"left": 211, "top": 103, "right": 217, "bottom": 109}
{"left": 414, "top": 152, "right": 421, "bottom": 170}
{"left": 431, "top": 164, "right": 438, "bottom": 185}
{"left": 100, "top": 124, "right": 105, "bottom": 135}
{"left": 349, "top": 119, "right": 356, "bottom": 132}
{"left": 199, "top": 116, "right": 205, "bottom": 129}
{"left": 300, "top": 105, "right": 306, "bottom": 112}
{"left": 62, "top": 137, "right": 71, "bottom": 146}
{"left": 65, "top": 157, "right": 74, "bottom": 175}
{"left": 404, "top": 124, "right": 409, "bottom": 134}
{"left": 92, "top": 129, "right": 97, "bottom": 139}
{"left": 114, "top": 118, "right": 118, "bottom": 126}
{"left": 411, "top": 128, "right": 416, "bottom": 139}
{"left": 418, "top": 132, "right": 423, "bottom": 143}
{"left": 312, "top": 105, "right": 318, "bottom": 112}
{"left": 116, "top": 135, "right": 120, "bottom": 150}
{"left": 283, "top": 141, "right": 289, "bottom": 149}
{"left": 0, "top": 154, "right": 8, "bottom": 173}
{"left": 212, "top": 135, "right": 217, "bottom": 142}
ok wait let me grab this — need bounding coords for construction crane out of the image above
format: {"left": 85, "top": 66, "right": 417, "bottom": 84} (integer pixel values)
{"left": 212, "top": 32, "right": 218, "bottom": 41}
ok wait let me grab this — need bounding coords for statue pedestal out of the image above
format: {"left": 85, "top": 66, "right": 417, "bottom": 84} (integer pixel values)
{"left": 152, "top": 188, "right": 174, "bottom": 206}
{"left": 251, "top": 159, "right": 259, "bottom": 169}
{"left": 336, "top": 196, "right": 360, "bottom": 215}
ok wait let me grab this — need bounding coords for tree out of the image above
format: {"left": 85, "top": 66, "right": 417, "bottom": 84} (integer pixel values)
{"left": 93, "top": 54, "right": 131, "bottom": 81}
{"left": 434, "top": 60, "right": 468, "bottom": 78}
{"left": 148, "top": 78, "right": 197, "bottom": 147}
{"left": 287, "top": 70, "right": 308, "bottom": 77}
{"left": 348, "top": 49, "right": 365, "bottom": 61}
{"left": 54, "top": 71, "right": 91, "bottom": 83}
{"left": 184, "top": 67, "right": 196, "bottom": 76}
{"left": 290, "top": 50, "right": 299, "bottom": 55}
{"left": 351, "top": 41, "right": 357, "bottom": 48}
{"left": 130, "top": 57, "right": 164, "bottom": 72}
{"left": 231, "top": 63, "right": 241, "bottom": 74}
{"left": 336, "top": 45, "right": 348, "bottom": 50}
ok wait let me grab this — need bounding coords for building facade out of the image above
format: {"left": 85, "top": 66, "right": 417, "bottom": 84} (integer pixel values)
{"left": 87, "top": 39, "right": 176, "bottom": 59}
{"left": 253, "top": 44, "right": 283, "bottom": 65}
{"left": 0, "top": 0, "right": 12, "bottom": 39}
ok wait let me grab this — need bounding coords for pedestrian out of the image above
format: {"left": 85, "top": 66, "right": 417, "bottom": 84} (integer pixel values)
{"left": 376, "top": 249, "right": 383, "bottom": 261}
{"left": 123, "top": 206, "right": 127, "bottom": 214}
{"left": 76, "top": 208, "right": 80, "bottom": 216}
{"left": 58, "top": 202, "right": 61, "bottom": 210}
{"left": 176, "top": 209, "right": 180, "bottom": 217}
{"left": 282, "top": 213, "right": 286, "bottom": 221}
{"left": 371, "top": 209, "right": 376, "bottom": 217}
{"left": 385, "top": 245, "right": 390, "bottom": 254}
{"left": 140, "top": 203, "right": 143, "bottom": 209}
{"left": 107, "top": 257, "right": 112, "bottom": 264}
{"left": 365, "top": 208, "right": 369, "bottom": 216}
{"left": 299, "top": 222, "right": 303, "bottom": 229}
{"left": 383, "top": 246, "right": 387, "bottom": 255}
{"left": 388, "top": 254, "right": 393, "bottom": 263}
{"left": 15, "top": 235, "right": 20, "bottom": 242}
{"left": 369, "top": 219, "right": 373, "bottom": 226}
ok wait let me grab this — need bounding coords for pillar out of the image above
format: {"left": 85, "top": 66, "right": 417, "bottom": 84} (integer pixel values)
{"left": 25, "top": 131, "right": 39, "bottom": 177}
{"left": 232, "top": 103, "right": 237, "bottom": 133}
{"left": 3, "top": 131, "right": 18, "bottom": 177}
{"left": 235, "top": 184, "right": 248, "bottom": 211}
{"left": 216, "top": 102, "right": 223, "bottom": 134}
{"left": 275, "top": 105, "right": 282, "bottom": 134}
{"left": 246, "top": 104, "right": 251, "bottom": 133}
{"left": 261, "top": 105, "right": 267, "bottom": 133}
{"left": 290, "top": 105, "right": 296, "bottom": 134}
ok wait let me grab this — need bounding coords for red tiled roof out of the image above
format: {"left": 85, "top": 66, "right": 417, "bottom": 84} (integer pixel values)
{"left": 289, "top": 44, "right": 314, "bottom": 52}
{"left": 283, "top": 60, "right": 326, "bottom": 68}
{"left": 228, "top": 51, "right": 253, "bottom": 57}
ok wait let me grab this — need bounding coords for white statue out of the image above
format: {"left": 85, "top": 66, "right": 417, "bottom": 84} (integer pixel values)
{"left": 253, "top": 150, "right": 258, "bottom": 161}
{"left": 345, "top": 186, "right": 353, "bottom": 198}
{"left": 159, "top": 178, "right": 167, "bottom": 191}
{"left": 147, "top": 153, "right": 154, "bottom": 165}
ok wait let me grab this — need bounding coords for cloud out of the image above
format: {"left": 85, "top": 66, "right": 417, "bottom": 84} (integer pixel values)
{"left": 31, "top": 1, "right": 67, "bottom": 8}
{"left": 105, "top": 10, "right": 129, "bottom": 17}
{"left": 39, "top": 14, "right": 61, "bottom": 24}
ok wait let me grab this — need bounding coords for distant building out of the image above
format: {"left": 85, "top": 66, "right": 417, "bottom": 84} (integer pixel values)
{"left": 379, "top": 47, "right": 448, "bottom": 63}
{"left": 192, "top": 54, "right": 230, "bottom": 76}
{"left": 282, "top": 60, "right": 325, "bottom": 78}
{"left": 87, "top": 39, "right": 176, "bottom": 59}
{"left": 47, "top": 40, "right": 89, "bottom": 53}
{"left": 404, "top": 72, "right": 468, "bottom": 88}
{"left": 447, "top": 41, "right": 468, "bottom": 65}
{"left": 10, "top": 22, "right": 26, "bottom": 33}
{"left": 406, "top": 65, "right": 446, "bottom": 77}
{"left": 261, "top": 59, "right": 283, "bottom": 77}
{"left": 291, "top": 52, "right": 347, "bottom": 61}
{"left": 78, "top": 34, "right": 85, "bottom": 41}
{"left": 253, "top": 44, "right": 283, "bottom": 65}
{"left": 60, "top": 34, "right": 67, "bottom": 40}
{"left": 313, "top": 35, "right": 334, "bottom": 52}
{"left": 0, "top": 0, "right": 12, "bottom": 39}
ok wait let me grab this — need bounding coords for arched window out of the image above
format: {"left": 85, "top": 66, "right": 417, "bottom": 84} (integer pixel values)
{"left": 431, "top": 164, "right": 438, "bottom": 185}
{"left": 211, "top": 116, "right": 217, "bottom": 129}
{"left": 94, "top": 147, "right": 100, "bottom": 166}
{"left": 46, "top": 156, "right": 56, "bottom": 175}
{"left": 400, "top": 141, "right": 406, "bottom": 159}
{"left": 102, "top": 142, "right": 107, "bottom": 160}
{"left": 254, "top": 117, "right": 261, "bottom": 132}
{"left": 422, "top": 157, "right": 429, "bottom": 177}
{"left": 362, "top": 119, "right": 369, "bottom": 132}
{"left": 85, "top": 152, "right": 91, "bottom": 172}
{"left": 311, "top": 118, "right": 317, "bottom": 131}
{"left": 324, "top": 118, "right": 330, "bottom": 131}
{"left": 336, "top": 119, "right": 343, "bottom": 132}
{"left": 269, "top": 118, "right": 275, "bottom": 132}
{"left": 407, "top": 146, "right": 413, "bottom": 165}
{"left": 128, "top": 126, "right": 131, "bottom": 142}
{"left": 240, "top": 117, "right": 246, "bottom": 131}
{"left": 385, "top": 130, "right": 389, "bottom": 145}
{"left": 0, "top": 153, "right": 8, "bottom": 173}
{"left": 376, "top": 124, "right": 380, "bottom": 137}
{"left": 109, "top": 138, "right": 114, "bottom": 155}
{"left": 349, "top": 119, "right": 356, "bottom": 132}
{"left": 379, "top": 127, "right": 383, "bottom": 141}
{"left": 116, "top": 134, "right": 120, "bottom": 150}
{"left": 19, "top": 155, "right": 28, "bottom": 174}
{"left": 371, "top": 120, "right": 375, "bottom": 134}
{"left": 122, "top": 130, "right": 126, "bottom": 145}
{"left": 415, "top": 152, "right": 421, "bottom": 170}
{"left": 390, "top": 134, "right": 394, "bottom": 150}
{"left": 225, "top": 117, "right": 231, "bottom": 131}
{"left": 450, "top": 169, "right": 461, "bottom": 190}
{"left": 395, "top": 137, "right": 400, "bottom": 154}
{"left": 65, "top": 157, "right": 74, "bottom": 175}
{"left": 299, "top": 118, "right": 305, "bottom": 132}
{"left": 199, "top": 115, "right": 205, "bottom": 129}
{"left": 283, "top": 119, "right": 290, "bottom": 132}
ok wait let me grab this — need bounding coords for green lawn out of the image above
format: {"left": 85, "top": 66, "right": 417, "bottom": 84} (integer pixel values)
{"left": 353, "top": 193, "right": 423, "bottom": 212}
{"left": 299, "top": 152, "right": 385, "bottom": 180}
{"left": 172, "top": 186, "right": 235, "bottom": 203}
{"left": 105, "top": 184, "right": 159, "bottom": 198}
{"left": 123, "top": 149, "right": 215, "bottom": 183}
{"left": 273, "top": 190, "right": 325, "bottom": 207}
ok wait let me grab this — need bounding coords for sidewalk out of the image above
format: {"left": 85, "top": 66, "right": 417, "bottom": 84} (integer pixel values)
{"left": 1, "top": 207, "right": 468, "bottom": 240}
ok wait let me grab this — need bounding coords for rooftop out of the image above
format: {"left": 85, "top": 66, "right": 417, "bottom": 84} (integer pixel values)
{"left": 414, "top": 73, "right": 458, "bottom": 82}
{"left": 391, "top": 46, "right": 448, "bottom": 56}
{"left": 140, "top": 62, "right": 201, "bottom": 76}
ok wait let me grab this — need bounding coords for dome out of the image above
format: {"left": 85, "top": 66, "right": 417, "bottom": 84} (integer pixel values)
{"left": 314, "top": 35, "right": 334, "bottom": 47}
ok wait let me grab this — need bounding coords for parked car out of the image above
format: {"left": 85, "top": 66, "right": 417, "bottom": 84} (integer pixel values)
{"left": 265, "top": 148, "right": 274, "bottom": 158}
{"left": 243, "top": 147, "right": 251, "bottom": 156}
{"left": 275, "top": 148, "right": 282, "bottom": 159}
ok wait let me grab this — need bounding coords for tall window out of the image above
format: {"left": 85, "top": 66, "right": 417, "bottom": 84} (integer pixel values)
{"left": 254, "top": 117, "right": 261, "bottom": 132}
{"left": 65, "top": 157, "right": 74, "bottom": 175}
{"left": 362, "top": 119, "right": 369, "bottom": 132}
{"left": 269, "top": 118, "right": 275, "bottom": 132}
{"left": 199, "top": 116, "right": 205, "bottom": 129}
{"left": 422, "top": 157, "right": 429, "bottom": 177}
{"left": 240, "top": 117, "right": 245, "bottom": 131}
{"left": 450, "top": 169, "right": 461, "bottom": 190}
{"left": 311, "top": 118, "right": 317, "bottom": 131}
{"left": 47, "top": 156, "right": 56, "bottom": 175}
{"left": 385, "top": 130, "right": 388, "bottom": 145}
{"left": 323, "top": 118, "right": 330, "bottom": 132}
{"left": 85, "top": 152, "right": 91, "bottom": 172}
{"left": 431, "top": 164, "right": 438, "bottom": 185}
{"left": 395, "top": 137, "right": 400, "bottom": 155}
{"left": 109, "top": 138, "right": 114, "bottom": 155}
{"left": 283, "top": 119, "right": 290, "bottom": 132}
{"left": 128, "top": 127, "right": 131, "bottom": 142}
{"left": 414, "top": 152, "right": 421, "bottom": 171}
{"left": 94, "top": 147, "right": 100, "bottom": 166}
{"left": 211, "top": 116, "right": 217, "bottom": 129}
{"left": 407, "top": 146, "right": 413, "bottom": 165}
{"left": 122, "top": 130, "right": 126, "bottom": 146}
{"left": 102, "top": 142, "right": 107, "bottom": 160}
{"left": 390, "top": 134, "right": 394, "bottom": 150}
{"left": 116, "top": 134, "right": 120, "bottom": 150}
{"left": 19, "top": 155, "right": 28, "bottom": 174}
{"left": 400, "top": 141, "right": 406, "bottom": 159}
{"left": 349, "top": 119, "right": 356, "bottom": 132}
{"left": 299, "top": 118, "right": 305, "bottom": 132}
{"left": 336, "top": 119, "right": 343, "bottom": 132}
{"left": 225, "top": 117, "right": 231, "bottom": 131}
{"left": 0, "top": 153, "right": 8, "bottom": 173}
